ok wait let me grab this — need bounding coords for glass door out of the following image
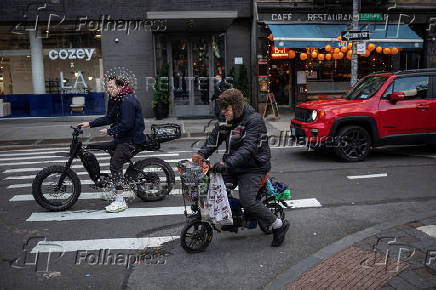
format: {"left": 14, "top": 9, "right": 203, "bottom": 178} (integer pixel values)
{"left": 171, "top": 39, "right": 189, "bottom": 106}
{"left": 166, "top": 36, "right": 217, "bottom": 117}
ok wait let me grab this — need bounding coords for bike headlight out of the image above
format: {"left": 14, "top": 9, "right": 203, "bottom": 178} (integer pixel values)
{"left": 311, "top": 110, "right": 318, "bottom": 121}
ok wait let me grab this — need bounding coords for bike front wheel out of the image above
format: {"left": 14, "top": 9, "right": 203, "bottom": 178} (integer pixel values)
{"left": 32, "top": 165, "right": 81, "bottom": 211}
{"left": 180, "top": 220, "right": 213, "bottom": 253}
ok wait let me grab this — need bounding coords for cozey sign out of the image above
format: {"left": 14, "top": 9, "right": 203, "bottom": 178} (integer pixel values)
{"left": 48, "top": 48, "right": 95, "bottom": 61}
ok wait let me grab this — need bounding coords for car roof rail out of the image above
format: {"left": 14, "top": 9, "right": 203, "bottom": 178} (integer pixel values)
{"left": 395, "top": 68, "right": 436, "bottom": 75}
{"left": 369, "top": 71, "right": 391, "bottom": 75}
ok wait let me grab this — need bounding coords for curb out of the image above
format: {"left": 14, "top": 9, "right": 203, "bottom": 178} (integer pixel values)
{"left": 264, "top": 210, "right": 436, "bottom": 290}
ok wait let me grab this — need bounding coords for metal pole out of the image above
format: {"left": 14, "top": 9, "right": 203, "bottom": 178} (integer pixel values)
{"left": 351, "top": 0, "right": 359, "bottom": 86}
{"left": 251, "top": 0, "right": 258, "bottom": 107}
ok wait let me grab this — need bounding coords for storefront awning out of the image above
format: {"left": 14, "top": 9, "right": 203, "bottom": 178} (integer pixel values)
{"left": 269, "top": 24, "right": 423, "bottom": 49}
{"left": 361, "top": 24, "right": 423, "bottom": 49}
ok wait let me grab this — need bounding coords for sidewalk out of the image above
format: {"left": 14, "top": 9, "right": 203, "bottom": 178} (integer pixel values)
{"left": 266, "top": 212, "right": 436, "bottom": 290}
{"left": 0, "top": 107, "right": 294, "bottom": 149}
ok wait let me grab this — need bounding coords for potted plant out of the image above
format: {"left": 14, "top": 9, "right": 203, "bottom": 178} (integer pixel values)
{"left": 152, "top": 64, "right": 170, "bottom": 120}
{"left": 229, "top": 65, "right": 250, "bottom": 105}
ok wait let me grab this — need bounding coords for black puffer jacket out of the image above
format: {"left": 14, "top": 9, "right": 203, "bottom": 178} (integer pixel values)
{"left": 198, "top": 104, "right": 271, "bottom": 174}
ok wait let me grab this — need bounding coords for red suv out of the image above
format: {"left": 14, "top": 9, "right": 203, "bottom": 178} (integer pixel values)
{"left": 290, "top": 69, "right": 436, "bottom": 161}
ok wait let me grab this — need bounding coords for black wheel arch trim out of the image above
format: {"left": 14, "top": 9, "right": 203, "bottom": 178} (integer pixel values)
{"left": 328, "top": 116, "right": 381, "bottom": 145}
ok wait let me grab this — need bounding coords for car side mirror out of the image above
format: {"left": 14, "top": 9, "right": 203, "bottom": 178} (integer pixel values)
{"left": 388, "top": 92, "right": 405, "bottom": 103}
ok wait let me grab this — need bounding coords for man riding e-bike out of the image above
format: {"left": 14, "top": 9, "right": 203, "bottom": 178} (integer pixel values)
{"left": 192, "top": 88, "right": 290, "bottom": 247}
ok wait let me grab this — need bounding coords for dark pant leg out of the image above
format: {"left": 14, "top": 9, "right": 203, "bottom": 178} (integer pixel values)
{"left": 221, "top": 174, "right": 237, "bottom": 190}
{"left": 110, "top": 143, "right": 136, "bottom": 190}
{"left": 237, "top": 171, "right": 277, "bottom": 227}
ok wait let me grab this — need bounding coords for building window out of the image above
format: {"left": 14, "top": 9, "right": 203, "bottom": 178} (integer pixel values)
{"left": 0, "top": 26, "right": 104, "bottom": 117}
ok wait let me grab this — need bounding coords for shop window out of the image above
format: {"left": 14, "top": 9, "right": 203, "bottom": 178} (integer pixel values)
{"left": 0, "top": 26, "right": 104, "bottom": 117}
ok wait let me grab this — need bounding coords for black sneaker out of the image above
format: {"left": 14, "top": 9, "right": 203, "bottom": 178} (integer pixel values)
{"left": 271, "top": 220, "right": 289, "bottom": 247}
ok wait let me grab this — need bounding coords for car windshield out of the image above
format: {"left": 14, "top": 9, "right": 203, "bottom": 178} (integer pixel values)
{"left": 345, "top": 76, "right": 388, "bottom": 100}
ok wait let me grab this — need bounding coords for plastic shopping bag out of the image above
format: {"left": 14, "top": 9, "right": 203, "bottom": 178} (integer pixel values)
{"left": 207, "top": 173, "right": 233, "bottom": 225}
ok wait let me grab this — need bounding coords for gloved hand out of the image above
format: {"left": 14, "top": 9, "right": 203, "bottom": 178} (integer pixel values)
{"left": 213, "top": 161, "right": 228, "bottom": 173}
{"left": 192, "top": 153, "right": 204, "bottom": 163}
{"left": 218, "top": 122, "right": 232, "bottom": 134}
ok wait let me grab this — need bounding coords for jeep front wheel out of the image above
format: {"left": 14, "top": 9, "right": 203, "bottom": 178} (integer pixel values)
{"left": 334, "top": 126, "right": 371, "bottom": 162}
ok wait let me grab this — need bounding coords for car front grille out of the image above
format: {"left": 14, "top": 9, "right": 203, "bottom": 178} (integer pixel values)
{"left": 295, "top": 108, "right": 312, "bottom": 122}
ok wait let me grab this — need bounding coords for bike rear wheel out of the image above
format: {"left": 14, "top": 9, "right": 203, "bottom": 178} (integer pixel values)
{"left": 126, "top": 157, "right": 175, "bottom": 202}
{"left": 180, "top": 220, "right": 213, "bottom": 253}
{"left": 258, "top": 202, "right": 285, "bottom": 235}
{"left": 32, "top": 165, "right": 81, "bottom": 211}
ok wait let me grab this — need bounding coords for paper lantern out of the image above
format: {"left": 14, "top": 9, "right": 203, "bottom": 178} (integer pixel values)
{"left": 338, "top": 52, "right": 344, "bottom": 59}
{"left": 337, "top": 36, "right": 342, "bottom": 41}
{"left": 368, "top": 43, "right": 376, "bottom": 51}
{"left": 347, "top": 42, "right": 353, "bottom": 50}
{"left": 341, "top": 46, "right": 348, "bottom": 53}
{"left": 318, "top": 53, "right": 325, "bottom": 61}
{"left": 391, "top": 47, "right": 399, "bottom": 55}
{"left": 311, "top": 50, "right": 318, "bottom": 59}
{"left": 334, "top": 48, "right": 340, "bottom": 54}
{"left": 376, "top": 46, "right": 383, "bottom": 53}
{"left": 347, "top": 50, "right": 352, "bottom": 57}
{"left": 268, "top": 34, "right": 274, "bottom": 41}
{"left": 383, "top": 48, "right": 391, "bottom": 54}
{"left": 361, "top": 49, "right": 370, "bottom": 57}
{"left": 325, "top": 45, "right": 332, "bottom": 52}
{"left": 300, "top": 53, "right": 307, "bottom": 60}
{"left": 288, "top": 50, "right": 296, "bottom": 59}
{"left": 325, "top": 53, "right": 332, "bottom": 61}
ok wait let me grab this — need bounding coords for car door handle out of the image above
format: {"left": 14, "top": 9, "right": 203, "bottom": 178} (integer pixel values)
{"left": 416, "top": 104, "right": 429, "bottom": 109}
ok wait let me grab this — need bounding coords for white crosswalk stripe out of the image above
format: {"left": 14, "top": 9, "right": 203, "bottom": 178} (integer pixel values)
{"left": 2, "top": 147, "right": 69, "bottom": 152}
{"left": 4, "top": 163, "right": 171, "bottom": 173}
{"left": 0, "top": 152, "right": 180, "bottom": 162}
{"left": 0, "top": 150, "right": 68, "bottom": 157}
{"left": 7, "top": 176, "right": 181, "bottom": 189}
{"left": 31, "top": 237, "right": 180, "bottom": 253}
{"left": 5, "top": 167, "right": 177, "bottom": 180}
{"left": 0, "top": 158, "right": 186, "bottom": 167}
{"left": 26, "top": 206, "right": 193, "bottom": 221}
{"left": 10, "top": 189, "right": 184, "bottom": 201}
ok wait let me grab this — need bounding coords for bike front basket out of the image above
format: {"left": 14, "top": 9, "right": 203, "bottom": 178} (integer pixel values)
{"left": 151, "top": 123, "right": 181, "bottom": 143}
{"left": 176, "top": 160, "right": 209, "bottom": 202}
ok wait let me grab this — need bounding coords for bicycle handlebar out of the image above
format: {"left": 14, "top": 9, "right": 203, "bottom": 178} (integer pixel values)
{"left": 70, "top": 125, "right": 83, "bottom": 136}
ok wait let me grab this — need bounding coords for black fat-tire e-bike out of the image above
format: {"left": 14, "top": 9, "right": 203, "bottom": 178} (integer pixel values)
{"left": 32, "top": 124, "right": 181, "bottom": 211}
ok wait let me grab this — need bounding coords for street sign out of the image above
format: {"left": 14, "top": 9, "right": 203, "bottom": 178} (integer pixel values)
{"left": 356, "top": 41, "right": 366, "bottom": 54}
{"left": 341, "top": 30, "right": 370, "bottom": 41}
{"left": 359, "top": 13, "right": 383, "bottom": 21}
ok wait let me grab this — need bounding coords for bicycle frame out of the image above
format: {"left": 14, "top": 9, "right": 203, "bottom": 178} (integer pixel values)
{"left": 57, "top": 126, "right": 146, "bottom": 190}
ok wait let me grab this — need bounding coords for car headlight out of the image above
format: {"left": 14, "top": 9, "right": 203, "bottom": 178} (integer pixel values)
{"left": 311, "top": 110, "right": 318, "bottom": 121}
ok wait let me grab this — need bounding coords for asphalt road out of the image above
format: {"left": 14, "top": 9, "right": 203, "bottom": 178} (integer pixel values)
{"left": 0, "top": 140, "right": 435, "bottom": 289}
